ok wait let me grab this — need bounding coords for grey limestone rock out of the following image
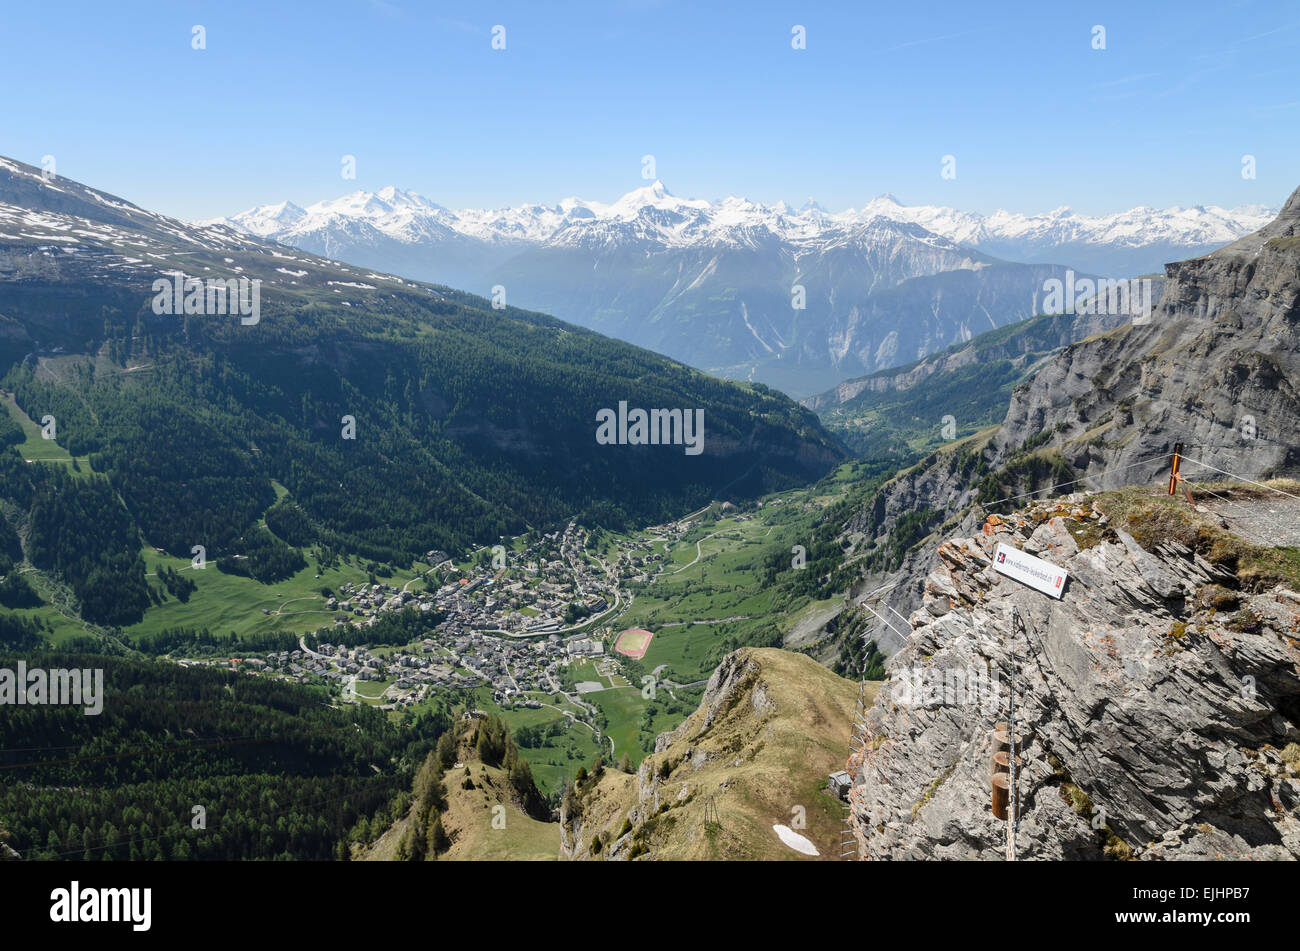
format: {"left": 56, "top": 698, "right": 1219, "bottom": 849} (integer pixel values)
{"left": 848, "top": 498, "right": 1300, "bottom": 860}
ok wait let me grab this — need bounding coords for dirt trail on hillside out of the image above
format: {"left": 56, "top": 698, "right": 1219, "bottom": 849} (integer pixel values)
{"left": 1197, "top": 494, "right": 1300, "bottom": 548}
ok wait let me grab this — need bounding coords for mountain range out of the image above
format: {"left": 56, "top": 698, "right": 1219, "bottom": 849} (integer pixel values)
{"left": 220, "top": 183, "right": 1273, "bottom": 275}
{"left": 0, "top": 154, "right": 842, "bottom": 627}
{"left": 5, "top": 152, "right": 1297, "bottom": 867}
{"left": 215, "top": 184, "right": 1274, "bottom": 396}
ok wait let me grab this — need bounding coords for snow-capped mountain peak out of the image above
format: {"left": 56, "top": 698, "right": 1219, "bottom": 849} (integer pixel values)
{"left": 605, "top": 180, "right": 711, "bottom": 220}
{"left": 215, "top": 184, "right": 1279, "bottom": 277}
{"left": 311, "top": 186, "right": 446, "bottom": 219}
{"left": 222, "top": 199, "right": 307, "bottom": 236}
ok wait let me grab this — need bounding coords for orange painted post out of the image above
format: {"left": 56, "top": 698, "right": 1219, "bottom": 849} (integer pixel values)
{"left": 1167, "top": 442, "right": 1184, "bottom": 496}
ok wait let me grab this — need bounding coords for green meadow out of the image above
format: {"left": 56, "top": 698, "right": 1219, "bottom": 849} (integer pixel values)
{"left": 457, "top": 686, "right": 605, "bottom": 794}
{"left": 119, "top": 547, "right": 426, "bottom": 646}
{"left": 2, "top": 392, "right": 95, "bottom": 472}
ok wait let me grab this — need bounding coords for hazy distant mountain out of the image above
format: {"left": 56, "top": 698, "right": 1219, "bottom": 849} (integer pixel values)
{"left": 221, "top": 183, "right": 1273, "bottom": 270}
{"left": 484, "top": 191, "right": 1079, "bottom": 396}
{"left": 215, "top": 184, "right": 1273, "bottom": 396}
{"left": 217, "top": 186, "right": 527, "bottom": 291}
{"left": 855, "top": 193, "right": 1275, "bottom": 276}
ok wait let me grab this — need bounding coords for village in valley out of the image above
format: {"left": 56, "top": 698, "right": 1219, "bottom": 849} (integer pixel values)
{"left": 199, "top": 516, "right": 701, "bottom": 740}
{"left": 164, "top": 489, "right": 815, "bottom": 776}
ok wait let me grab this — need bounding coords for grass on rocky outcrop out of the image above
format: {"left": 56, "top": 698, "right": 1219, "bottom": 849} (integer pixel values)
{"left": 1092, "top": 483, "right": 1300, "bottom": 592}
{"left": 568, "top": 648, "right": 864, "bottom": 861}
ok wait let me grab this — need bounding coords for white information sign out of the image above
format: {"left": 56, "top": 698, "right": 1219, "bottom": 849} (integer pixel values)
{"left": 993, "top": 543, "right": 1068, "bottom": 599}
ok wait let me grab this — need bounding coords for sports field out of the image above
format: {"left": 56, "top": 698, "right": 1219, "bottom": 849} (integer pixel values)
{"left": 614, "top": 627, "right": 654, "bottom": 658}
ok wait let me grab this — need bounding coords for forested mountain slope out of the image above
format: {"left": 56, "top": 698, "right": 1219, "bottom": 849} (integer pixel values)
{"left": 0, "top": 156, "right": 843, "bottom": 629}
{"left": 0, "top": 649, "right": 453, "bottom": 860}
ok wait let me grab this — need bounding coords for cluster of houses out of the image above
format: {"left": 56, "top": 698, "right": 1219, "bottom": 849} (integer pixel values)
{"left": 315, "top": 523, "right": 616, "bottom": 639}
{"left": 208, "top": 513, "right": 726, "bottom": 716}
{"left": 253, "top": 643, "right": 479, "bottom": 706}
{"left": 325, "top": 582, "right": 428, "bottom": 619}
{"left": 244, "top": 625, "right": 626, "bottom": 712}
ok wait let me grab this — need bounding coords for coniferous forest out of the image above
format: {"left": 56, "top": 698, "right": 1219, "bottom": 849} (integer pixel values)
{"left": 0, "top": 650, "right": 453, "bottom": 861}
{"left": 0, "top": 257, "right": 841, "bottom": 625}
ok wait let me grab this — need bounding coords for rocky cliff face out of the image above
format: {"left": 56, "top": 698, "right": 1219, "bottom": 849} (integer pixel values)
{"left": 848, "top": 493, "right": 1300, "bottom": 860}
{"left": 836, "top": 187, "right": 1300, "bottom": 658}
{"left": 991, "top": 185, "right": 1300, "bottom": 485}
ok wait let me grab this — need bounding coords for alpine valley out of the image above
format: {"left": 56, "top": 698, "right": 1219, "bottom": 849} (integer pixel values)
{"left": 0, "top": 153, "right": 842, "bottom": 588}
{"left": 3, "top": 152, "right": 1299, "bottom": 866}
{"left": 217, "top": 183, "right": 1273, "bottom": 396}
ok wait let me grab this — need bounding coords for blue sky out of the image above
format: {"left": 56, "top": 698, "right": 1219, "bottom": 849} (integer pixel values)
{"left": 2, "top": 0, "right": 1298, "bottom": 219}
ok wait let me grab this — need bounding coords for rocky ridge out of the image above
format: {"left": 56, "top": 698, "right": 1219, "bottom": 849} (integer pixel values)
{"left": 561, "top": 647, "right": 860, "bottom": 860}
{"left": 848, "top": 493, "right": 1300, "bottom": 860}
